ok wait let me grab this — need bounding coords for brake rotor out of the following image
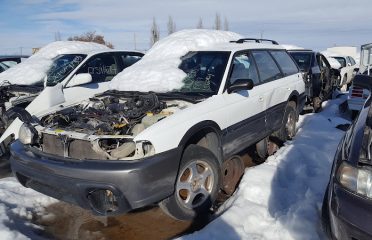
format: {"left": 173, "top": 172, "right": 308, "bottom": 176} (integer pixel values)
{"left": 221, "top": 155, "right": 245, "bottom": 195}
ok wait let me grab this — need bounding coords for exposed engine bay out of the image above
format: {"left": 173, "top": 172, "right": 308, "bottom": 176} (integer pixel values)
{"left": 34, "top": 92, "right": 193, "bottom": 160}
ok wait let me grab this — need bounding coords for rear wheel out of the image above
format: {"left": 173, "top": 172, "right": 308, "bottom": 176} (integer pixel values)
{"left": 159, "top": 144, "right": 221, "bottom": 220}
{"left": 272, "top": 101, "right": 297, "bottom": 143}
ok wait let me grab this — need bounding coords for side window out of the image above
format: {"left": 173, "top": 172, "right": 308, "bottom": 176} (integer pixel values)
{"left": 270, "top": 51, "right": 299, "bottom": 76}
{"left": 350, "top": 57, "right": 356, "bottom": 66}
{"left": 346, "top": 57, "right": 352, "bottom": 66}
{"left": 251, "top": 50, "right": 282, "bottom": 82}
{"left": 228, "top": 53, "right": 260, "bottom": 85}
{"left": 77, "top": 53, "right": 119, "bottom": 83}
{"left": 120, "top": 54, "right": 142, "bottom": 69}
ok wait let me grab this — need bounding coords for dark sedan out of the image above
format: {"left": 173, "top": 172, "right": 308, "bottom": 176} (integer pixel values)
{"left": 288, "top": 50, "right": 339, "bottom": 112}
{"left": 322, "top": 74, "right": 372, "bottom": 240}
{"left": 0, "top": 55, "right": 29, "bottom": 73}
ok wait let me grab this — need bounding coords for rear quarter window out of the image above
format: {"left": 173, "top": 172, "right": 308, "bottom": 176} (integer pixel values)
{"left": 270, "top": 51, "right": 299, "bottom": 76}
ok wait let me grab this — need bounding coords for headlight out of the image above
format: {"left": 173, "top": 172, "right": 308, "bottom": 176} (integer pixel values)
{"left": 337, "top": 161, "right": 372, "bottom": 198}
{"left": 135, "top": 141, "right": 155, "bottom": 157}
{"left": 18, "top": 124, "right": 37, "bottom": 145}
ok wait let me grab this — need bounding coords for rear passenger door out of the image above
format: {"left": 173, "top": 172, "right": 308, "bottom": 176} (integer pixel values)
{"left": 222, "top": 51, "right": 267, "bottom": 156}
{"left": 251, "top": 50, "right": 300, "bottom": 133}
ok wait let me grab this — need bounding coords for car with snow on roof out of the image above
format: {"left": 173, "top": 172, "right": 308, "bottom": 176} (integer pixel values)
{"left": 9, "top": 30, "right": 305, "bottom": 220}
{"left": 0, "top": 44, "right": 143, "bottom": 170}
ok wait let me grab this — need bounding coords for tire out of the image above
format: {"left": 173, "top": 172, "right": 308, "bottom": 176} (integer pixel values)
{"left": 313, "top": 97, "right": 322, "bottom": 113}
{"left": 272, "top": 101, "right": 297, "bottom": 143}
{"left": 322, "top": 185, "right": 334, "bottom": 239}
{"left": 159, "top": 144, "right": 221, "bottom": 220}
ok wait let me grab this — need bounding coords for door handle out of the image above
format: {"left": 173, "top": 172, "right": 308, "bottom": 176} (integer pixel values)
{"left": 258, "top": 97, "right": 264, "bottom": 102}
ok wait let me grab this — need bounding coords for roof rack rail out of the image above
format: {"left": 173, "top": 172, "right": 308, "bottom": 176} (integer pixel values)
{"left": 230, "top": 38, "right": 279, "bottom": 45}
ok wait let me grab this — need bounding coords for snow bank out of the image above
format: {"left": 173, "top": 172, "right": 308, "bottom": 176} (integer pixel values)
{"left": 0, "top": 41, "right": 108, "bottom": 85}
{"left": 181, "top": 97, "right": 349, "bottom": 240}
{"left": 109, "top": 29, "right": 242, "bottom": 92}
{"left": 0, "top": 177, "right": 57, "bottom": 240}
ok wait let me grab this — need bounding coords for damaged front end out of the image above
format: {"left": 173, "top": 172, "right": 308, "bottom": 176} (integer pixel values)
{"left": 26, "top": 91, "right": 192, "bottom": 160}
{"left": 0, "top": 83, "right": 43, "bottom": 138}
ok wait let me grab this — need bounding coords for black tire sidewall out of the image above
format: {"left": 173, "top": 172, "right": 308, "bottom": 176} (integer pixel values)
{"left": 160, "top": 144, "right": 221, "bottom": 220}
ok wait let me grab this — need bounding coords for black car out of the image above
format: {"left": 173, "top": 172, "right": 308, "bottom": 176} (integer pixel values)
{"left": 0, "top": 55, "right": 29, "bottom": 73}
{"left": 289, "top": 50, "right": 340, "bottom": 112}
{"left": 322, "top": 74, "right": 372, "bottom": 240}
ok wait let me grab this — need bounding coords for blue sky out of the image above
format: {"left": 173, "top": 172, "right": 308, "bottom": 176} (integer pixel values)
{"left": 0, "top": 0, "right": 371, "bottom": 55}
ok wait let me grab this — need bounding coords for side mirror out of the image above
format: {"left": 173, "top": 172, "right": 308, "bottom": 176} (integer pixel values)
{"left": 66, "top": 73, "right": 92, "bottom": 88}
{"left": 227, "top": 79, "right": 254, "bottom": 93}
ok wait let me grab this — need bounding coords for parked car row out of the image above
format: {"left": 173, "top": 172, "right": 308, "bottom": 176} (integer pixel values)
{"left": 0, "top": 50, "right": 144, "bottom": 165}
{"left": 0, "top": 31, "right": 352, "bottom": 224}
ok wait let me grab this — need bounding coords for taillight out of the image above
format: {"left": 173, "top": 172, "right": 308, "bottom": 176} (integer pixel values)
{"left": 351, "top": 87, "right": 363, "bottom": 98}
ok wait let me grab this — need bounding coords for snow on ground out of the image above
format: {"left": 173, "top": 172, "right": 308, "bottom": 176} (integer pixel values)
{"left": 181, "top": 96, "right": 350, "bottom": 240}
{"left": 109, "top": 29, "right": 242, "bottom": 92}
{"left": 0, "top": 41, "right": 108, "bottom": 86}
{"left": 0, "top": 178, "right": 57, "bottom": 240}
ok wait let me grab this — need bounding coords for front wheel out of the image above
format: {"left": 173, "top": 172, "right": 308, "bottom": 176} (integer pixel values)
{"left": 159, "top": 144, "right": 221, "bottom": 220}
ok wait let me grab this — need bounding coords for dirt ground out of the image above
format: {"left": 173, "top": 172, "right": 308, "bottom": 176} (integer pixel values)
{"left": 31, "top": 153, "right": 257, "bottom": 240}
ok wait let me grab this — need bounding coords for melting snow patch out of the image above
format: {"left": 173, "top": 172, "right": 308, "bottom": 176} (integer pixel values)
{"left": 0, "top": 177, "right": 57, "bottom": 240}
{"left": 0, "top": 41, "right": 108, "bottom": 86}
{"left": 109, "top": 29, "right": 242, "bottom": 92}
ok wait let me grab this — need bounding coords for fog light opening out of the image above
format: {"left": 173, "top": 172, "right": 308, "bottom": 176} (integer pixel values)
{"left": 87, "top": 189, "right": 119, "bottom": 214}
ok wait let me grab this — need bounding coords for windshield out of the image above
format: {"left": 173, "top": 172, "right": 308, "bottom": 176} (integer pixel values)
{"left": 333, "top": 57, "right": 346, "bottom": 68}
{"left": 289, "top": 52, "right": 312, "bottom": 72}
{"left": 173, "top": 51, "right": 230, "bottom": 96}
{"left": 46, "top": 54, "right": 86, "bottom": 86}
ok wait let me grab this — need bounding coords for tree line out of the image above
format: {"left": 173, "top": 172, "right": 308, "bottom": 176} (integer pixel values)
{"left": 56, "top": 13, "right": 229, "bottom": 49}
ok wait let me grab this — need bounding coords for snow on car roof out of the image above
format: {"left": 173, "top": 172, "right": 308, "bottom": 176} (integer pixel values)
{"left": 0, "top": 41, "right": 109, "bottom": 86}
{"left": 109, "top": 29, "right": 244, "bottom": 92}
{"left": 281, "top": 44, "right": 305, "bottom": 50}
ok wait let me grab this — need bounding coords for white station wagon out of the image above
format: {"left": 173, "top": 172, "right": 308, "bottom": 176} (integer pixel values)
{"left": 10, "top": 37, "right": 305, "bottom": 220}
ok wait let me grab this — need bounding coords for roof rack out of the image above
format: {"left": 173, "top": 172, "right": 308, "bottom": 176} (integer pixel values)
{"left": 230, "top": 38, "right": 279, "bottom": 45}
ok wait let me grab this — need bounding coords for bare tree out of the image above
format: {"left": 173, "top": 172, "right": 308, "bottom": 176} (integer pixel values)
{"left": 214, "top": 13, "right": 222, "bottom": 30}
{"left": 67, "top": 31, "right": 114, "bottom": 48}
{"left": 197, "top": 17, "right": 204, "bottom": 29}
{"left": 150, "top": 17, "right": 160, "bottom": 47}
{"left": 54, "top": 31, "right": 61, "bottom": 41}
{"left": 167, "top": 16, "right": 176, "bottom": 35}
{"left": 224, "top": 16, "right": 229, "bottom": 31}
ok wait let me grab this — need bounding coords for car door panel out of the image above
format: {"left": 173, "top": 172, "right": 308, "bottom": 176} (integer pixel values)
{"left": 220, "top": 52, "right": 266, "bottom": 158}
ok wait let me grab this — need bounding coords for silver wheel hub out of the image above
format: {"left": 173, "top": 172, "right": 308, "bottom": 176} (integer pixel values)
{"left": 176, "top": 160, "right": 214, "bottom": 209}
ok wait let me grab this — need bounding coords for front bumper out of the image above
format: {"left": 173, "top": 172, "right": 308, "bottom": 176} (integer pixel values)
{"left": 10, "top": 140, "right": 182, "bottom": 215}
{"left": 329, "top": 182, "right": 372, "bottom": 240}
